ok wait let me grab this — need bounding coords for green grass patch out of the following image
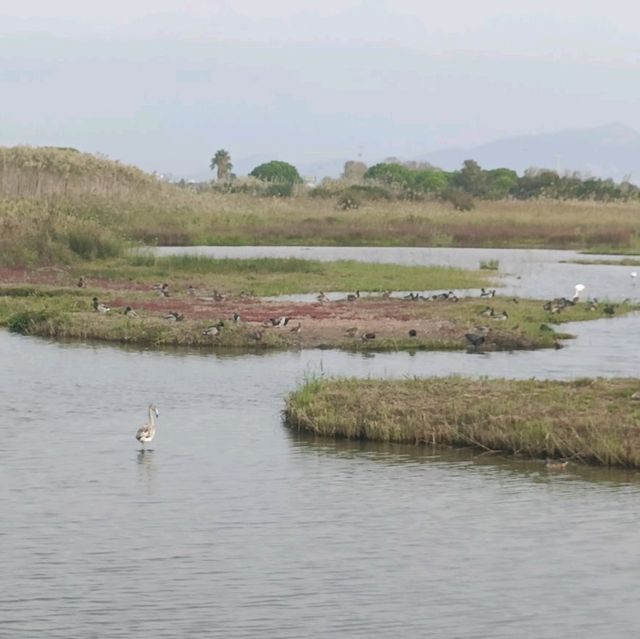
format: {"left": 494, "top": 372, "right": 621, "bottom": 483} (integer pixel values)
{"left": 284, "top": 376, "right": 640, "bottom": 468}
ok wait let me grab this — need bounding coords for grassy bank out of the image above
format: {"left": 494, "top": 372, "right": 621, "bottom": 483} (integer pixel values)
{"left": 284, "top": 377, "right": 640, "bottom": 468}
{"left": 77, "top": 254, "right": 491, "bottom": 296}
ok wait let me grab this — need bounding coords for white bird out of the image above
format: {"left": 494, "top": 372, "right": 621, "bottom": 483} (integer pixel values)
{"left": 631, "top": 272, "right": 637, "bottom": 284}
{"left": 572, "top": 284, "right": 586, "bottom": 302}
{"left": 136, "top": 404, "right": 159, "bottom": 449}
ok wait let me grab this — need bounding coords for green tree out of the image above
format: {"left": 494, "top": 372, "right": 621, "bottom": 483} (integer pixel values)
{"left": 209, "top": 149, "right": 233, "bottom": 181}
{"left": 453, "top": 159, "right": 488, "bottom": 196}
{"left": 249, "top": 160, "right": 302, "bottom": 184}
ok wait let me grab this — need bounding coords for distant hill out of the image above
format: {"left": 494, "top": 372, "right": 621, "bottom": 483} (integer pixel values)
{"left": 418, "top": 123, "right": 640, "bottom": 181}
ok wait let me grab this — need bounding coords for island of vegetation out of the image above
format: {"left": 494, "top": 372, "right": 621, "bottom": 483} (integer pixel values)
{"left": 284, "top": 377, "right": 640, "bottom": 468}
{"left": 0, "top": 145, "right": 637, "bottom": 350}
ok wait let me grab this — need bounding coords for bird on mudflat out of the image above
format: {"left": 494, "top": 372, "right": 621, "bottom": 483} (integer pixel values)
{"left": 124, "top": 306, "right": 139, "bottom": 318}
{"left": 136, "top": 404, "right": 159, "bottom": 449}
{"left": 92, "top": 297, "right": 110, "bottom": 313}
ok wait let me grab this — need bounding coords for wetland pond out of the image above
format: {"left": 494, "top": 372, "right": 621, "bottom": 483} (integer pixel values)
{"left": 2, "top": 247, "right": 640, "bottom": 637}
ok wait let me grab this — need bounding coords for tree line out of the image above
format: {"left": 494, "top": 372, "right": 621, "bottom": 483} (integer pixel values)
{"left": 207, "top": 149, "right": 639, "bottom": 208}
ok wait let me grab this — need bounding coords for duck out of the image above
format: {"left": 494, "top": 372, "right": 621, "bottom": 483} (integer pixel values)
{"left": 347, "top": 290, "right": 360, "bottom": 301}
{"left": 92, "top": 297, "right": 110, "bottom": 314}
{"left": 135, "top": 404, "right": 159, "bottom": 449}
{"left": 408, "top": 329, "right": 417, "bottom": 337}
{"left": 77, "top": 276, "right": 86, "bottom": 288}
{"left": 545, "top": 458, "right": 568, "bottom": 471}
{"left": 464, "top": 332, "right": 486, "bottom": 351}
{"left": 164, "top": 311, "right": 184, "bottom": 321}
{"left": 317, "top": 291, "right": 328, "bottom": 302}
{"left": 152, "top": 283, "right": 170, "bottom": 297}
{"left": 124, "top": 306, "right": 139, "bottom": 318}
{"left": 491, "top": 310, "right": 508, "bottom": 321}
{"left": 203, "top": 320, "right": 224, "bottom": 336}
{"left": 361, "top": 332, "right": 376, "bottom": 341}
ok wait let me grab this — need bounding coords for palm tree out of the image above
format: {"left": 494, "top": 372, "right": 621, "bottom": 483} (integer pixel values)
{"left": 210, "top": 149, "right": 233, "bottom": 181}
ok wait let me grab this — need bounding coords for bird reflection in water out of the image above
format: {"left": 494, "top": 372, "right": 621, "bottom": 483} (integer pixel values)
{"left": 136, "top": 448, "right": 157, "bottom": 494}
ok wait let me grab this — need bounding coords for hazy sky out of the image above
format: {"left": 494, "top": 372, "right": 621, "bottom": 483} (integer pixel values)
{"left": 2, "top": 1, "right": 639, "bottom": 177}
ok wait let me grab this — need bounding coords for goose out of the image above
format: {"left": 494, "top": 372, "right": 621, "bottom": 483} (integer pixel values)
{"left": 136, "top": 404, "right": 159, "bottom": 449}
{"left": 92, "top": 297, "right": 110, "bottom": 314}
{"left": 545, "top": 458, "right": 568, "bottom": 471}
{"left": 124, "top": 306, "right": 139, "bottom": 318}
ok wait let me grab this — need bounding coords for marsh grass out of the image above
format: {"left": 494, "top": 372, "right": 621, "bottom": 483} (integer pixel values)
{"left": 284, "top": 377, "right": 640, "bottom": 468}
{"left": 78, "top": 256, "right": 491, "bottom": 296}
{"left": 479, "top": 259, "right": 499, "bottom": 270}
{"left": 2, "top": 146, "right": 640, "bottom": 268}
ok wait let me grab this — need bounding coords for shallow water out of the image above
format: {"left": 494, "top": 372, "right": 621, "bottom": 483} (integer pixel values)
{"left": 154, "top": 245, "right": 640, "bottom": 302}
{"left": 2, "top": 299, "right": 640, "bottom": 637}
{"left": 3, "top": 247, "right": 640, "bottom": 637}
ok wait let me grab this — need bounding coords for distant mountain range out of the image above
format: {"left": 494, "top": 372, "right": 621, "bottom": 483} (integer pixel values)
{"left": 418, "top": 123, "right": 640, "bottom": 182}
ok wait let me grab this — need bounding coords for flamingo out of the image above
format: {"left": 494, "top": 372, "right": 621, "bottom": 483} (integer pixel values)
{"left": 135, "top": 404, "right": 159, "bottom": 449}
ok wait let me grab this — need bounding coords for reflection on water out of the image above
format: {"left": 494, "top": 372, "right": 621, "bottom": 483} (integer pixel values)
{"left": 3, "top": 247, "right": 640, "bottom": 638}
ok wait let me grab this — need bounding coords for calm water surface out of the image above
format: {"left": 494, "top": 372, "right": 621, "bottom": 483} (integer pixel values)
{"left": 3, "top": 248, "right": 640, "bottom": 637}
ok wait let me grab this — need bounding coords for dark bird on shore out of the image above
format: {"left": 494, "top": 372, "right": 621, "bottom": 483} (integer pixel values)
{"left": 465, "top": 332, "right": 486, "bottom": 351}
{"left": 164, "top": 311, "right": 184, "bottom": 321}
{"left": 317, "top": 291, "right": 328, "bottom": 302}
{"left": 92, "top": 297, "right": 110, "bottom": 314}
{"left": 77, "top": 276, "right": 86, "bottom": 288}
{"left": 603, "top": 305, "right": 616, "bottom": 315}
{"left": 480, "top": 288, "right": 496, "bottom": 297}
{"left": 233, "top": 312, "right": 241, "bottom": 323}
{"left": 408, "top": 329, "right": 417, "bottom": 337}
{"left": 124, "top": 306, "right": 139, "bottom": 318}
{"left": 271, "top": 316, "right": 289, "bottom": 327}
{"left": 361, "top": 332, "right": 376, "bottom": 341}
{"left": 347, "top": 290, "right": 360, "bottom": 301}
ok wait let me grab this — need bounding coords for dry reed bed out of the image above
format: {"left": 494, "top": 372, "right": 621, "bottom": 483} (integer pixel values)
{"left": 284, "top": 377, "right": 640, "bottom": 468}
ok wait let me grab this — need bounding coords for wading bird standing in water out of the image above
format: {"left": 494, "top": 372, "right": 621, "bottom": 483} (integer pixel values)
{"left": 136, "top": 404, "right": 159, "bottom": 450}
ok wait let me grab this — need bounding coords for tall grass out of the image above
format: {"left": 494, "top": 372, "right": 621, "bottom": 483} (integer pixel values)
{"left": 284, "top": 377, "right": 640, "bottom": 468}
{"left": 2, "top": 145, "right": 640, "bottom": 268}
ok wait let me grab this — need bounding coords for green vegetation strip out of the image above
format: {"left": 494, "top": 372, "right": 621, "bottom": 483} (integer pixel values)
{"left": 80, "top": 255, "right": 490, "bottom": 296}
{"left": 284, "top": 377, "right": 640, "bottom": 468}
